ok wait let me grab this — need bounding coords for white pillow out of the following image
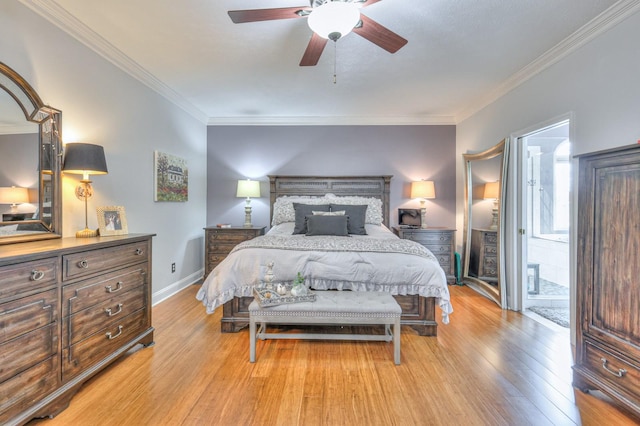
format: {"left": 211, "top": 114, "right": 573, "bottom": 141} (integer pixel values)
{"left": 271, "top": 196, "right": 330, "bottom": 225}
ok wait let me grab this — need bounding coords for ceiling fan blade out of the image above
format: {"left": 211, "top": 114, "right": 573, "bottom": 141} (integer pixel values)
{"left": 353, "top": 14, "right": 408, "bottom": 54}
{"left": 228, "top": 7, "right": 310, "bottom": 23}
{"left": 300, "top": 33, "right": 328, "bottom": 66}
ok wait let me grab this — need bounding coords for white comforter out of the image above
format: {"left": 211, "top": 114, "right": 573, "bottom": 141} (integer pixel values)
{"left": 196, "top": 223, "right": 453, "bottom": 323}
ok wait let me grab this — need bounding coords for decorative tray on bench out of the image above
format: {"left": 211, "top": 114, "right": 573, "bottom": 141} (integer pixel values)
{"left": 253, "top": 287, "right": 316, "bottom": 307}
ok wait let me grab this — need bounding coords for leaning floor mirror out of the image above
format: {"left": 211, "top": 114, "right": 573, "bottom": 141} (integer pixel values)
{"left": 462, "top": 139, "right": 509, "bottom": 307}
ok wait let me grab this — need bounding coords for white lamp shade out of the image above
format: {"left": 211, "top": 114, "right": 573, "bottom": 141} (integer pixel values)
{"left": 0, "top": 186, "right": 30, "bottom": 205}
{"left": 236, "top": 179, "right": 261, "bottom": 198}
{"left": 410, "top": 180, "right": 436, "bottom": 199}
{"left": 483, "top": 181, "right": 500, "bottom": 200}
{"left": 307, "top": 1, "right": 360, "bottom": 40}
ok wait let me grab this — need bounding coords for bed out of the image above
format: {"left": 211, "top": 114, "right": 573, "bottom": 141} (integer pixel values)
{"left": 196, "top": 175, "right": 452, "bottom": 336}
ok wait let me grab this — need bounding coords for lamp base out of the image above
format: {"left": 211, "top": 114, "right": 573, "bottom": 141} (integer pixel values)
{"left": 76, "top": 228, "right": 98, "bottom": 238}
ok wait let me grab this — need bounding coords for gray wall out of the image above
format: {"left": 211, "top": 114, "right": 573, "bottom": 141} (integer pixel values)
{"left": 1, "top": 1, "right": 208, "bottom": 303}
{"left": 207, "top": 125, "right": 456, "bottom": 230}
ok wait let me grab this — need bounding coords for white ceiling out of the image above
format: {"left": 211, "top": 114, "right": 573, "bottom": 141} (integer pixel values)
{"left": 16, "top": 0, "right": 634, "bottom": 125}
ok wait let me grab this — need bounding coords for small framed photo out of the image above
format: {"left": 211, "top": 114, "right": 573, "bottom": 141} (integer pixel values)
{"left": 398, "top": 208, "right": 421, "bottom": 227}
{"left": 96, "top": 206, "right": 128, "bottom": 236}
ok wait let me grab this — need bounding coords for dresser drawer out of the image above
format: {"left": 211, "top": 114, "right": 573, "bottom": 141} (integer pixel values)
{"left": 62, "top": 308, "right": 148, "bottom": 381}
{"left": 63, "top": 241, "right": 149, "bottom": 280}
{"left": 62, "top": 264, "right": 147, "bottom": 316}
{"left": 63, "top": 284, "right": 146, "bottom": 347}
{"left": 424, "top": 243, "right": 451, "bottom": 255}
{"left": 0, "top": 356, "right": 58, "bottom": 425}
{"left": 0, "top": 257, "right": 57, "bottom": 300}
{"left": 0, "top": 289, "right": 57, "bottom": 345}
{"left": 0, "top": 322, "right": 58, "bottom": 384}
{"left": 483, "top": 244, "right": 497, "bottom": 255}
{"left": 401, "top": 232, "right": 452, "bottom": 244}
{"left": 484, "top": 232, "right": 498, "bottom": 245}
{"left": 583, "top": 341, "right": 640, "bottom": 400}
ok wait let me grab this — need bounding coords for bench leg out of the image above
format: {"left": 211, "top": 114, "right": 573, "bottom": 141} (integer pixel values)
{"left": 249, "top": 317, "right": 256, "bottom": 362}
{"left": 394, "top": 319, "right": 401, "bottom": 365}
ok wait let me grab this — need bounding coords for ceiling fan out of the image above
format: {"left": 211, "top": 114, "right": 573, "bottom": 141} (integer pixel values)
{"left": 228, "top": 0, "right": 408, "bottom": 66}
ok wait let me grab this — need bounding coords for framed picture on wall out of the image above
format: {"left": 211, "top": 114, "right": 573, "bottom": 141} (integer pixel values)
{"left": 96, "top": 206, "right": 128, "bottom": 236}
{"left": 398, "top": 208, "right": 421, "bottom": 228}
{"left": 154, "top": 151, "right": 188, "bottom": 202}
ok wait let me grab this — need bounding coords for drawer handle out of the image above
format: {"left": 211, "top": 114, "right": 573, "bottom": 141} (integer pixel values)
{"left": 30, "top": 270, "right": 45, "bottom": 281}
{"left": 601, "top": 358, "right": 627, "bottom": 378}
{"left": 105, "top": 303, "right": 123, "bottom": 317}
{"left": 106, "top": 325, "right": 123, "bottom": 340}
{"left": 135, "top": 248, "right": 144, "bottom": 255}
{"left": 78, "top": 260, "right": 89, "bottom": 269}
{"left": 105, "top": 281, "right": 124, "bottom": 293}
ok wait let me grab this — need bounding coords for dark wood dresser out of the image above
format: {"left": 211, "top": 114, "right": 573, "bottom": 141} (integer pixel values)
{"left": 0, "top": 234, "right": 154, "bottom": 425}
{"left": 468, "top": 228, "right": 498, "bottom": 284}
{"left": 573, "top": 144, "right": 640, "bottom": 418}
{"left": 203, "top": 226, "right": 265, "bottom": 278}
{"left": 392, "top": 227, "right": 456, "bottom": 284}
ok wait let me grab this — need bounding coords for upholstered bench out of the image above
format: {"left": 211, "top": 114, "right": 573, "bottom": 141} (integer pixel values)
{"left": 249, "top": 291, "right": 401, "bottom": 365}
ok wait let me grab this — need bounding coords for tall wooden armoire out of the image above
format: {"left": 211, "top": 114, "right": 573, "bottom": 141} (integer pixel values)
{"left": 573, "top": 143, "right": 640, "bottom": 418}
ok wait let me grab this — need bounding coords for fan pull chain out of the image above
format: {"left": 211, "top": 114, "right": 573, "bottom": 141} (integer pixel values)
{"left": 333, "top": 40, "right": 337, "bottom": 84}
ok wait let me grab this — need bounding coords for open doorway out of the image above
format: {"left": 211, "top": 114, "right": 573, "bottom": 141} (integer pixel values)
{"left": 519, "top": 120, "right": 571, "bottom": 329}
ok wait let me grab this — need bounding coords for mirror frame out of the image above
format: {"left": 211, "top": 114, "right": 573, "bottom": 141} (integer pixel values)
{"left": 462, "top": 139, "right": 509, "bottom": 307}
{"left": 0, "top": 62, "right": 62, "bottom": 244}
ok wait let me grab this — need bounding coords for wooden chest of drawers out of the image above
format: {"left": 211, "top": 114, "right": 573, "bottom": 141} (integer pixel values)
{"left": 392, "top": 227, "right": 456, "bottom": 284}
{"left": 0, "top": 234, "right": 154, "bottom": 425}
{"left": 468, "top": 228, "right": 498, "bottom": 284}
{"left": 204, "top": 226, "right": 265, "bottom": 277}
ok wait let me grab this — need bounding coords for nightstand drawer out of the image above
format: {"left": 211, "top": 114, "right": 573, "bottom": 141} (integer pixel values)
{"left": 207, "top": 242, "right": 241, "bottom": 253}
{"left": 207, "top": 229, "right": 261, "bottom": 242}
{"left": 424, "top": 244, "right": 451, "bottom": 254}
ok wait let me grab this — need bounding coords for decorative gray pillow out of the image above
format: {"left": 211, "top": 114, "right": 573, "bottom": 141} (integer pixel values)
{"left": 293, "top": 203, "right": 330, "bottom": 234}
{"left": 305, "top": 215, "right": 349, "bottom": 236}
{"left": 330, "top": 204, "right": 367, "bottom": 235}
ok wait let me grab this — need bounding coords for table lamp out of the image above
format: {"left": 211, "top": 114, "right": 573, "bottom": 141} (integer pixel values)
{"left": 0, "top": 186, "right": 29, "bottom": 213}
{"left": 62, "top": 143, "right": 108, "bottom": 237}
{"left": 236, "top": 179, "right": 260, "bottom": 228}
{"left": 410, "top": 180, "right": 435, "bottom": 228}
{"left": 483, "top": 181, "right": 500, "bottom": 230}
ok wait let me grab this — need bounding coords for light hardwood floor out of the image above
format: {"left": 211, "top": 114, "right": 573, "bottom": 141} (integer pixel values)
{"left": 31, "top": 285, "right": 638, "bottom": 425}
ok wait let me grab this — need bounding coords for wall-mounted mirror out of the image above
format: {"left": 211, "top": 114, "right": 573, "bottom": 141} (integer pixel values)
{"left": 0, "top": 62, "right": 62, "bottom": 244}
{"left": 462, "top": 139, "right": 509, "bottom": 307}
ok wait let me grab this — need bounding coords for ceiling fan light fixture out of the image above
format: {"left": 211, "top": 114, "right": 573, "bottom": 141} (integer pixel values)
{"left": 308, "top": 1, "right": 360, "bottom": 40}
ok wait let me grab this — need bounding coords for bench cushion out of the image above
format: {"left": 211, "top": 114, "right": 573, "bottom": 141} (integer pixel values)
{"left": 249, "top": 291, "right": 401, "bottom": 318}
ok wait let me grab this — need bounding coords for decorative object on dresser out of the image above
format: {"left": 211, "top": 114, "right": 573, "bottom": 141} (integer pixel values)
{"left": 203, "top": 225, "right": 266, "bottom": 278}
{"left": 410, "top": 180, "right": 435, "bottom": 228}
{"left": 573, "top": 143, "right": 640, "bottom": 418}
{"left": 468, "top": 228, "right": 498, "bottom": 284}
{"left": 0, "top": 234, "right": 155, "bottom": 425}
{"left": 236, "top": 179, "right": 261, "bottom": 227}
{"left": 0, "top": 62, "right": 62, "bottom": 244}
{"left": 483, "top": 181, "right": 500, "bottom": 230}
{"left": 393, "top": 226, "right": 456, "bottom": 285}
{"left": 96, "top": 205, "right": 128, "bottom": 236}
{"left": 62, "top": 143, "right": 109, "bottom": 238}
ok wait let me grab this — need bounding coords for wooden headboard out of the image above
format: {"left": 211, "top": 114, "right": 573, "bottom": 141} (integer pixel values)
{"left": 268, "top": 175, "right": 392, "bottom": 225}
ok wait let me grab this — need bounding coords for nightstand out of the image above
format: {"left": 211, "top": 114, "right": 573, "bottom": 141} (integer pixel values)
{"left": 392, "top": 227, "right": 456, "bottom": 284}
{"left": 204, "top": 226, "right": 266, "bottom": 277}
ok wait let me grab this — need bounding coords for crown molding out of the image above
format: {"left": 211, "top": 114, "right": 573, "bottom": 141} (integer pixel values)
{"left": 18, "top": 0, "right": 209, "bottom": 124}
{"left": 455, "top": 0, "right": 640, "bottom": 123}
{"left": 207, "top": 115, "right": 457, "bottom": 126}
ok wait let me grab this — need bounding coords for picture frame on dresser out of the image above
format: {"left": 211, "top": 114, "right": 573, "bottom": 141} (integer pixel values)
{"left": 398, "top": 208, "right": 421, "bottom": 227}
{"left": 97, "top": 205, "right": 128, "bottom": 236}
